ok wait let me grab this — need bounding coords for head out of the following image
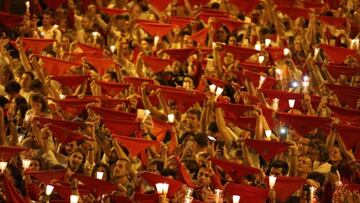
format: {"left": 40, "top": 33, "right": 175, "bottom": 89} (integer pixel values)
{"left": 61, "top": 34, "right": 73, "bottom": 52}
{"left": 297, "top": 155, "right": 312, "bottom": 175}
{"left": 81, "top": 15, "right": 94, "bottom": 30}
{"left": 0, "top": 65, "right": 14, "bottom": 85}
{"left": 196, "top": 167, "right": 212, "bottom": 187}
{"left": 147, "top": 159, "right": 164, "bottom": 175}
{"left": 5, "top": 80, "right": 21, "bottom": 101}
{"left": 186, "top": 109, "right": 201, "bottom": 132}
{"left": 68, "top": 149, "right": 85, "bottom": 173}
{"left": 113, "top": 159, "right": 131, "bottom": 178}
{"left": 223, "top": 52, "right": 234, "bottom": 65}
{"left": 19, "top": 72, "right": 34, "bottom": 91}
{"left": 42, "top": 10, "right": 54, "bottom": 27}
{"left": 30, "top": 93, "right": 48, "bottom": 113}
{"left": 65, "top": 141, "right": 78, "bottom": 155}
{"left": 91, "top": 163, "right": 111, "bottom": 181}
{"left": 29, "top": 157, "right": 45, "bottom": 171}
{"left": 328, "top": 146, "right": 342, "bottom": 164}
{"left": 268, "top": 160, "right": 289, "bottom": 177}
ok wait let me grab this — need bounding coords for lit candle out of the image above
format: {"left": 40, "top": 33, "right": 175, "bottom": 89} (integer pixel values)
{"left": 110, "top": 45, "right": 116, "bottom": 53}
{"left": 288, "top": 99, "right": 295, "bottom": 108}
{"left": 309, "top": 186, "right": 316, "bottom": 203}
{"left": 283, "top": 48, "right": 290, "bottom": 56}
{"left": 269, "top": 175, "right": 277, "bottom": 189}
{"left": 53, "top": 24, "right": 58, "bottom": 29}
{"left": 92, "top": 32, "right": 99, "bottom": 43}
{"left": 232, "top": 195, "right": 240, "bottom": 203}
{"left": 303, "top": 75, "right": 310, "bottom": 82}
{"left": 96, "top": 171, "right": 104, "bottom": 180}
{"left": 314, "top": 48, "right": 320, "bottom": 58}
{"left": 45, "top": 185, "right": 54, "bottom": 196}
{"left": 155, "top": 183, "right": 164, "bottom": 194}
{"left": 59, "top": 94, "right": 66, "bottom": 100}
{"left": 255, "top": 43, "right": 261, "bottom": 51}
{"left": 25, "top": 1, "right": 30, "bottom": 11}
{"left": 70, "top": 195, "right": 79, "bottom": 203}
{"left": 258, "top": 75, "right": 266, "bottom": 89}
{"left": 215, "top": 87, "right": 223, "bottom": 97}
{"left": 22, "top": 159, "right": 31, "bottom": 169}
{"left": 154, "top": 35, "right": 160, "bottom": 47}
{"left": 209, "top": 84, "right": 217, "bottom": 93}
{"left": 215, "top": 189, "right": 222, "bottom": 203}
{"left": 265, "top": 130, "right": 272, "bottom": 140}
{"left": 291, "top": 81, "right": 298, "bottom": 88}
{"left": 280, "top": 127, "right": 287, "bottom": 135}
{"left": 167, "top": 114, "right": 175, "bottom": 123}
{"left": 265, "top": 39, "right": 271, "bottom": 47}
{"left": 0, "top": 161, "right": 8, "bottom": 172}
{"left": 275, "top": 69, "right": 282, "bottom": 80}
{"left": 258, "top": 55, "right": 265, "bottom": 64}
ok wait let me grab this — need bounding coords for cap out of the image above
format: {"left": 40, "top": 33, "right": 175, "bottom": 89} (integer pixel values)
{"left": 88, "top": 106, "right": 137, "bottom": 121}
{"left": 48, "top": 124, "right": 91, "bottom": 144}
{"left": 223, "top": 45, "right": 259, "bottom": 62}
{"left": 215, "top": 17, "right": 246, "bottom": 32}
{"left": 21, "top": 38, "right": 56, "bottom": 54}
{"left": 319, "top": 44, "right": 357, "bottom": 64}
{"left": 72, "top": 173, "right": 117, "bottom": 197}
{"left": 98, "top": 7, "right": 129, "bottom": 15}
{"left": 25, "top": 170, "right": 66, "bottom": 184}
{"left": 77, "top": 43, "right": 103, "bottom": 57}
{"left": 138, "top": 21, "right": 175, "bottom": 37}
{"left": 43, "top": 0, "right": 67, "bottom": 10}
{"left": 34, "top": 117, "right": 85, "bottom": 131}
{"left": 326, "top": 64, "right": 360, "bottom": 79}
{"left": 225, "top": 183, "right": 269, "bottom": 203}
{"left": 243, "top": 70, "right": 276, "bottom": 90}
{"left": 0, "top": 146, "right": 28, "bottom": 161}
{"left": 142, "top": 56, "right": 172, "bottom": 74}
{"left": 3, "top": 174, "right": 26, "bottom": 203}
{"left": 245, "top": 139, "right": 290, "bottom": 161}
{"left": 228, "top": 0, "right": 260, "bottom": 14}
{"left": 210, "top": 158, "right": 261, "bottom": 183}
{"left": 38, "top": 56, "right": 81, "bottom": 75}
{"left": 205, "top": 77, "right": 229, "bottom": 88}
{"left": 334, "top": 124, "right": 360, "bottom": 150}
{"left": 276, "top": 112, "right": 332, "bottom": 136}
{"left": 85, "top": 57, "right": 115, "bottom": 75}
{"left": 191, "top": 28, "right": 209, "bottom": 47}
{"left": 95, "top": 81, "right": 129, "bottom": 97}
{"left": 162, "top": 48, "right": 196, "bottom": 62}
{"left": 0, "top": 12, "right": 23, "bottom": 28}
{"left": 51, "top": 75, "right": 89, "bottom": 89}
{"left": 316, "top": 16, "right": 347, "bottom": 27}
{"left": 160, "top": 89, "right": 206, "bottom": 113}
{"left": 175, "top": 156, "right": 196, "bottom": 188}
{"left": 276, "top": 6, "right": 311, "bottom": 20}
{"left": 102, "top": 119, "right": 140, "bottom": 136}
{"left": 141, "top": 172, "right": 184, "bottom": 198}
{"left": 327, "top": 105, "right": 360, "bottom": 126}
{"left": 265, "top": 176, "right": 306, "bottom": 202}
{"left": 167, "top": 16, "right": 194, "bottom": 29}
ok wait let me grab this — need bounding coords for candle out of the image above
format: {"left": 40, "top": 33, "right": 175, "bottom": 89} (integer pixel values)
{"left": 314, "top": 48, "right": 320, "bottom": 58}
{"left": 70, "top": 195, "right": 79, "bottom": 203}
{"left": 258, "top": 55, "right": 265, "bottom": 64}
{"left": 154, "top": 35, "right": 160, "bottom": 46}
{"left": 215, "top": 87, "right": 223, "bottom": 97}
{"left": 45, "top": 185, "right": 54, "bottom": 196}
{"left": 215, "top": 189, "right": 222, "bottom": 203}
{"left": 92, "top": 32, "right": 99, "bottom": 43}
{"left": 59, "top": 94, "right": 66, "bottom": 100}
{"left": 53, "top": 24, "right": 58, "bottom": 29}
{"left": 288, "top": 99, "right": 295, "bottom": 108}
{"left": 110, "top": 45, "right": 116, "bottom": 53}
{"left": 265, "top": 130, "right": 272, "bottom": 140}
{"left": 209, "top": 84, "right": 217, "bottom": 93}
{"left": 303, "top": 75, "right": 310, "bottom": 82}
{"left": 309, "top": 186, "right": 316, "bottom": 203}
{"left": 265, "top": 39, "right": 271, "bottom": 47}
{"left": 25, "top": 1, "right": 30, "bottom": 10}
{"left": 255, "top": 43, "right": 261, "bottom": 51}
{"left": 283, "top": 48, "right": 290, "bottom": 56}
{"left": 22, "top": 159, "right": 31, "bottom": 169}
{"left": 258, "top": 75, "right": 266, "bottom": 89}
{"left": 0, "top": 161, "right": 8, "bottom": 172}
{"left": 269, "top": 175, "right": 277, "bottom": 189}
{"left": 291, "top": 81, "right": 298, "bottom": 88}
{"left": 96, "top": 171, "right": 104, "bottom": 180}
{"left": 232, "top": 195, "right": 240, "bottom": 203}
{"left": 167, "top": 114, "right": 175, "bottom": 123}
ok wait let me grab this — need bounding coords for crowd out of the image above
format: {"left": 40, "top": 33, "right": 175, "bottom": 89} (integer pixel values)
{"left": 0, "top": 0, "right": 359, "bottom": 202}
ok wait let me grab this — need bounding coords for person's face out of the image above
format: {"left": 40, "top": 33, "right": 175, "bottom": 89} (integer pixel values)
{"left": 187, "top": 113, "right": 199, "bottom": 131}
{"left": 30, "top": 101, "right": 42, "bottom": 113}
{"left": 69, "top": 151, "right": 84, "bottom": 171}
{"left": 147, "top": 163, "right": 160, "bottom": 174}
{"left": 183, "top": 77, "right": 194, "bottom": 89}
{"left": 269, "top": 167, "right": 283, "bottom": 177}
{"left": 140, "top": 40, "right": 150, "bottom": 52}
{"left": 183, "top": 139, "right": 196, "bottom": 159}
{"left": 29, "top": 160, "right": 41, "bottom": 171}
{"left": 196, "top": 168, "right": 212, "bottom": 187}
{"left": 82, "top": 17, "right": 93, "bottom": 30}
{"left": 217, "top": 28, "right": 227, "bottom": 42}
{"left": 20, "top": 73, "right": 32, "bottom": 89}
{"left": 297, "top": 156, "right": 312, "bottom": 173}
{"left": 61, "top": 36, "right": 71, "bottom": 51}
{"left": 329, "top": 147, "right": 342, "bottom": 163}
{"left": 113, "top": 160, "right": 129, "bottom": 177}
{"left": 298, "top": 137, "right": 310, "bottom": 155}
{"left": 132, "top": 5, "right": 141, "bottom": 18}
{"left": 224, "top": 52, "right": 234, "bottom": 65}
{"left": 42, "top": 14, "right": 52, "bottom": 26}
{"left": 228, "top": 36, "right": 237, "bottom": 46}
{"left": 294, "top": 39, "right": 302, "bottom": 52}
{"left": 65, "top": 141, "right": 77, "bottom": 155}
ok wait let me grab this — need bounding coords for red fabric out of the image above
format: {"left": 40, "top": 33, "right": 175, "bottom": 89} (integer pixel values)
{"left": 69, "top": 51, "right": 99, "bottom": 63}
{"left": 142, "top": 56, "right": 172, "bottom": 74}
{"left": 223, "top": 45, "right": 259, "bottom": 62}
{"left": 77, "top": 43, "right": 104, "bottom": 57}
{"left": 89, "top": 106, "right": 137, "bottom": 121}
{"left": 325, "top": 84, "right": 360, "bottom": 93}
{"left": 97, "top": 98, "right": 130, "bottom": 109}
{"left": 38, "top": 56, "right": 81, "bottom": 75}
{"left": 95, "top": 81, "right": 129, "bottom": 97}
{"left": 215, "top": 17, "right": 245, "bottom": 32}
{"left": 326, "top": 64, "right": 360, "bottom": 79}
{"left": 225, "top": 183, "right": 269, "bottom": 203}
{"left": 276, "top": 6, "right": 311, "bottom": 20}
{"left": 43, "top": 0, "right": 67, "bottom": 10}
{"left": 160, "top": 89, "right": 206, "bottom": 113}
{"left": 25, "top": 170, "right": 66, "bottom": 184}
{"left": 138, "top": 22, "right": 174, "bottom": 37}
{"left": 316, "top": 16, "right": 347, "bottom": 27}
{"left": 205, "top": 77, "right": 229, "bottom": 87}
{"left": 319, "top": 44, "right": 357, "bottom": 64}
{"left": 102, "top": 119, "right": 140, "bottom": 136}
{"left": 198, "top": 9, "right": 228, "bottom": 23}
{"left": 211, "top": 158, "right": 260, "bottom": 183}
{"left": 72, "top": 173, "right": 117, "bottom": 197}
{"left": 216, "top": 102, "right": 254, "bottom": 120}
{"left": 21, "top": 38, "right": 55, "bottom": 54}
{"left": 53, "top": 98, "right": 97, "bottom": 117}
{"left": 141, "top": 172, "right": 184, "bottom": 198}
{"left": 199, "top": 48, "right": 213, "bottom": 56}
{"left": 109, "top": 195, "right": 132, "bottom": 203}
{"left": 152, "top": 119, "right": 172, "bottom": 142}
{"left": 265, "top": 176, "right": 306, "bottom": 202}
{"left": 86, "top": 57, "right": 115, "bottom": 75}
{"left": 3, "top": 174, "right": 27, "bottom": 203}
{"left": 245, "top": 139, "right": 290, "bottom": 161}
{"left": 134, "top": 192, "right": 159, "bottom": 203}
{"left": 0, "top": 12, "right": 23, "bottom": 28}
{"left": 34, "top": 117, "right": 85, "bottom": 131}
{"left": 148, "top": 0, "right": 172, "bottom": 11}
{"left": 334, "top": 124, "right": 360, "bottom": 150}
{"left": 162, "top": 48, "right": 196, "bottom": 62}
{"left": 261, "top": 106, "right": 276, "bottom": 131}
{"left": 98, "top": 7, "right": 129, "bottom": 15}
{"left": 48, "top": 124, "right": 90, "bottom": 144}
{"left": 327, "top": 105, "right": 360, "bottom": 126}
{"left": 53, "top": 184, "right": 90, "bottom": 200}
{"left": 228, "top": 0, "right": 260, "bottom": 14}
{"left": 266, "top": 47, "right": 285, "bottom": 61}
{"left": 240, "top": 62, "right": 271, "bottom": 73}
{"left": 225, "top": 116, "right": 257, "bottom": 131}
{"left": 191, "top": 28, "right": 209, "bottom": 47}
{"left": 177, "top": 0, "right": 210, "bottom": 7}
{"left": 51, "top": 75, "right": 89, "bottom": 89}
{"left": 175, "top": 157, "right": 196, "bottom": 188}
{"left": 0, "top": 146, "right": 28, "bottom": 161}
{"left": 276, "top": 112, "right": 332, "bottom": 136}
{"left": 243, "top": 70, "right": 276, "bottom": 90}
{"left": 167, "top": 16, "right": 194, "bottom": 29}
{"left": 123, "top": 76, "right": 155, "bottom": 87}
{"left": 326, "top": 84, "right": 360, "bottom": 109}
{"left": 113, "top": 135, "right": 159, "bottom": 157}
{"left": 344, "top": 184, "right": 360, "bottom": 193}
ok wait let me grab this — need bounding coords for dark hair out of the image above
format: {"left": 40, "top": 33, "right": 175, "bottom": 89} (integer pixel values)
{"left": 194, "top": 132, "right": 208, "bottom": 147}
{"left": 182, "top": 159, "right": 199, "bottom": 176}
{"left": 91, "top": 163, "right": 111, "bottom": 182}
{"left": 17, "top": 104, "right": 29, "bottom": 119}
{"left": 30, "top": 157, "right": 46, "bottom": 171}
{"left": 5, "top": 80, "right": 21, "bottom": 94}
{"left": 43, "top": 9, "right": 55, "bottom": 18}
{"left": 188, "top": 108, "right": 201, "bottom": 120}
{"left": 160, "top": 168, "right": 178, "bottom": 178}
{"left": 208, "top": 121, "right": 219, "bottom": 133}
{"left": 30, "top": 93, "right": 48, "bottom": 112}
{"left": 6, "top": 164, "right": 26, "bottom": 195}
{"left": 29, "top": 79, "right": 43, "bottom": 91}
{"left": 14, "top": 96, "right": 28, "bottom": 109}
{"left": 68, "top": 149, "right": 86, "bottom": 174}
{"left": 0, "top": 95, "right": 9, "bottom": 108}
{"left": 179, "top": 131, "right": 195, "bottom": 145}
{"left": 267, "top": 160, "right": 289, "bottom": 176}
{"left": 307, "top": 172, "right": 325, "bottom": 186}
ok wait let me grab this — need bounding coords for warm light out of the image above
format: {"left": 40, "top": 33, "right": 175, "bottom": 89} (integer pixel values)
{"left": 258, "top": 75, "right": 266, "bottom": 89}
{"left": 45, "top": 185, "right": 54, "bottom": 196}
{"left": 351, "top": 38, "right": 359, "bottom": 49}
{"left": 314, "top": 48, "right": 320, "bottom": 58}
{"left": 25, "top": 1, "right": 30, "bottom": 10}
{"left": 310, "top": 186, "right": 316, "bottom": 202}
{"left": 96, "top": 171, "right": 104, "bottom": 180}
{"left": 283, "top": 48, "right": 290, "bottom": 56}
{"left": 232, "top": 195, "right": 240, "bottom": 203}
{"left": 110, "top": 45, "right": 116, "bottom": 53}
{"left": 70, "top": 195, "right": 79, "bottom": 203}
{"left": 59, "top": 94, "right": 66, "bottom": 100}
{"left": 209, "top": 84, "right": 217, "bottom": 93}
{"left": 145, "top": 109, "right": 151, "bottom": 117}
{"left": 167, "top": 114, "right": 175, "bottom": 123}
{"left": 155, "top": 183, "right": 169, "bottom": 194}
{"left": 22, "top": 159, "right": 31, "bottom": 169}
{"left": 215, "top": 87, "right": 223, "bottom": 96}
{"left": 258, "top": 55, "right": 265, "bottom": 64}
{"left": 265, "top": 39, "right": 271, "bottom": 47}
{"left": 291, "top": 81, "right": 298, "bottom": 88}
{"left": 280, "top": 127, "right": 287, "bottom": 135}
{"left": 215, "top": 189, "right": 222, "bottom": 202}
{"left": 265, "top": 130, "right": 272, "bottom": 139}
{"left": 154, "top": 36, "right": 160, "bottom": 46}
{"left": 92, "top": 32, "right": 99, "bottom": 37}
{"left": 272, "top": 98, "right": 279, "bottom": 111}
{"left": 303, "top": 75, "right": 310, "bottom": 82}
{"left": 269, "top": 175, "right": 277, "bottom": 189}
{"left": 288, "top": 99, "right": 295, "bottom": 108}
{"left": 0, "top": 161, "right": 8, "bottom": 172}
{"left": 275, "top": 69, "right": 282, "bottom": 80}
{"left": 186, "top": 187, "right": 194, "bottom": 197}
{"left": 255, "top": 43, "right": 261, "bottom": 51}
{"left": 53, "top": 24, "right": 58, "bottom": 29}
